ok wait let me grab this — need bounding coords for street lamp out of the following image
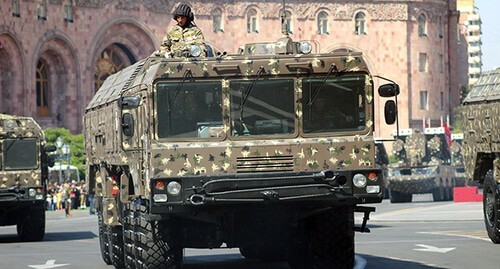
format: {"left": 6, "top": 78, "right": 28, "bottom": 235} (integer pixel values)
{"left": 56, "top": 137, "right": 63, "bottom": 183}
{"left": 62, "top": 143, "right": 71, "bottom": 182}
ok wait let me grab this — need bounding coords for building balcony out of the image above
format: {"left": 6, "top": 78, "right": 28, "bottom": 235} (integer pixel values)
{"left": 467, "top": 35, "right": 481, "bottom": 43}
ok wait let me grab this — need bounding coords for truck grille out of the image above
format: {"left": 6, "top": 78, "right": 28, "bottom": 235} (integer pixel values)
{"left": 236, "top": 155, "right": 294, "bottom": 173}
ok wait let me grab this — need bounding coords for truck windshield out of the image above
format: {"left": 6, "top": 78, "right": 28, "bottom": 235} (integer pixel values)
{"left": 302, "top": 76, "right": 366, "bottom": 133}
{"left": 156, "top": 81, "right": 223, "bottom": 138}
{"left": 230, "top": 79, "right": 295, "bottom": 136}
{"left": 2, "top": 138, "right": 38, "bottom": 170}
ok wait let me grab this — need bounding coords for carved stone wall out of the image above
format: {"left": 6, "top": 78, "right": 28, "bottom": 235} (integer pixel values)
{"left": 0, "top": 0, "right": 463, "bottom": 136}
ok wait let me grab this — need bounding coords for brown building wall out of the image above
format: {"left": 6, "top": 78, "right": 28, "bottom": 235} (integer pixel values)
{"left": 0, "top": 0, "right": 464, "bottom": 138}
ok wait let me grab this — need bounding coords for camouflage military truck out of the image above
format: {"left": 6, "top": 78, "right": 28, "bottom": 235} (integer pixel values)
{"left": 450, "top": 133, "right": 467, "bottom": 186}
{"left": 374, "top": 140, "right": 390, "bottom": 198}
{"left": 84, "top": 33, "right": 400, "bottom": 268}
{"left": 461, "top": 68, "right": 500, "bottom": 243}
{"left": 386, "top": 127, "right": 459, "bottom": 203}
{"left": 0, "top": 114, "right": 55, "bottom": 241}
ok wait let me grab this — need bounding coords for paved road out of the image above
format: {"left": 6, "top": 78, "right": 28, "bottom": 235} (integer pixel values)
{"left": 0, "top": 195, "right": 499, "bottom": 269}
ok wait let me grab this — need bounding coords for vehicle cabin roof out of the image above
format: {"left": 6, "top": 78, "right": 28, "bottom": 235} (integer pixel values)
{"left": 0, "top": 114, "right": 44, "bottom": 138}
{"left": 463, "top": 67, "right": 500, "bottom": 103}
{"left": 86, "top": 50, "right": 368, "bottom": 110}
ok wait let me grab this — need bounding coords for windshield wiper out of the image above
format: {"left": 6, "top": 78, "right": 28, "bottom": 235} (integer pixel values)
{"left": 306, "top": 64, "right": 338, "bottom": 106}
{"left": 234, "top": 66, "right": 266, "bottom": 135}
{"left": 166, "top": 69, "right": 193, "bottom": 133}
{"left": 167, "top": 69, "right": 193, "bottom": 113}
{"left": 238, "top": 66, "right": 266, "bottom": 111}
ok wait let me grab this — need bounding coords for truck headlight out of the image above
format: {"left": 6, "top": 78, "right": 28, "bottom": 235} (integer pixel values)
{"left": 29, "top": 189, "right": 37, "bottom": 197}
{"left": 153, "top": 194, "right": 168, "bottom": 202}
{"left": 366, "top": 186, "right": 380, "bottom": 194}
{"left": 167, "top": 181, "right": 182, "bottom": 196}
{"left": 353, "top": 174, "right": 367, "bottom": 188}
{"left": 190, "top": 45, "right": 202, "bottom": 57}
{"left": 299, "top": 42, "right": 312, "bottom": 54}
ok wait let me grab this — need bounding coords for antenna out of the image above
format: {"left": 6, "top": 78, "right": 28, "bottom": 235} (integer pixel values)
{"left": 281, "top": 0, "right": 288, "bottom": 36}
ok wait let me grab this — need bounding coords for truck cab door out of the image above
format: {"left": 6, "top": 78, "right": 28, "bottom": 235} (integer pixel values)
{"left": 119, "top": 93, "right": 145, "bottom": 151}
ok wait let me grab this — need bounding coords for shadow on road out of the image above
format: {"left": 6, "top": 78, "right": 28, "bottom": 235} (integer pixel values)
{"left": 184, "top": 254, "right": 445, "bottom": 269}
{"left": 184, "top": 254, "right": 288, "bottom": 269}
{"left": 44, "top": 231, "right": 97, "bottom": 241}
{"left": 0, "top": 231, "right": 96, "bottom": 243}
{"left": 183, "top": 253, "right": 448, "bottom": 269}
{"left": 362, "top": 254, "right": 448, "bottom": 268}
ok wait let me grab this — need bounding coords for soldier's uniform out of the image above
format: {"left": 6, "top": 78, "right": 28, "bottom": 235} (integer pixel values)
{"left": 160, "top": 24, "right": 206, "bottom": 57}
{"left": 159, "top": 4, "right": 207, "bottom": 58}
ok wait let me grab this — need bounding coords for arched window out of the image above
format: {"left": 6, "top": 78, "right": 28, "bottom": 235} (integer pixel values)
{"left": 438, "top": 15, "right": 443, "bottom": 38}
{"left": 64, "top": 0, "right": 73, "bottom": 23}
{"left": 37, "top": 0, "right": 46, "bottom": 20}
{"left": 247, "top": 9, "right": 258, "bottom": 33}
{"left": 418, "top": 13, "right": 427, "bottom": 37}
{"left": 355, "top": 12, "right": 366, "bottom": 35}
{"left": 213, "top": 8, "right": 223, "bottom": 32}
{"left": 317, "top": 11, "right": 328, "bottom": 35}
{"left": 36, "top": 60, "right": 50, "bottom": 116}
{"left": 12, "top": 0, "right": 20, "bottom": 17}
{"left": 282, "top": 10, "right": 292, "bottom": 34}
{"left": 94, "top": 47, "right": 126, "bottom": 91}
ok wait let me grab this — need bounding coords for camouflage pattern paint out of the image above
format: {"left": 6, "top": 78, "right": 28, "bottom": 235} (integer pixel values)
{"left": 84, "top": 39, "right": 385, "bottom": 225}
{"left": 0, "top": 114, "right": 46, "bottom": 190}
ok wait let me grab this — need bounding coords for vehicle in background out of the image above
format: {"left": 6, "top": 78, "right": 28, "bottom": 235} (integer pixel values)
{"left": 375, "top": 140, "right": 390, "bottom": 198}
{"left": 386, "top": 127, "right": 462, "bottom": 203}
{"left": 450, "top": 133, "right": 468, "bottom": 187}
{"left": 461, "top": 68, "right": 500, "bottom": 243}
{"left": 0, "top": 114, "right": 55, "bottom": 241}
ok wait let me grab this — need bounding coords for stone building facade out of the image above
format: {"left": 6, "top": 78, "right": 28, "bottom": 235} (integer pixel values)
{"left": 0, "top": 0, "right": 463, "bottom": 138}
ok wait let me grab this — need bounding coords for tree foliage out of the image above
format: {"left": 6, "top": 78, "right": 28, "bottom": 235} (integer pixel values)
{"left": 43, "top": 128, "right": 85, "bottom": 180}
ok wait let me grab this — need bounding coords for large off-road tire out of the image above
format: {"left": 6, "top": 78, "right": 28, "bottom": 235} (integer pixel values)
{"left": 483, "top": 170, "right": 500, "bottom": 243}
{"left": 256, "top": 244, "right": 287, "bottom": 262}
{"left": 17, "top": 204, "right": 45, "bottom": 242}
{"left": 389, "top": 190, "right": 412, "bottom": 203}
{"left": 110, "top": 225, "right": 125, "bottom": 268}
{"left": 97, "top": 199, "right": 112, "bottom": 265}
{"left": 123, "top": 203, "right": 136, "bottom": 269}
{"left": 239, "top": 246, "right": 258, "bottom": 260}
{"left": 134, "top": 199, "right": 183, "bottom": 269}
{"left": 432, "top": 186, "right": 445, "bottom": 201}
{"left": 288, "top": 206, "right": 354, "bottom": 269}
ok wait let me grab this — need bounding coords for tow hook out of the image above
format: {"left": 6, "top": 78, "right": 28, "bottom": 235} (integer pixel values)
{"left": 354, "top": 206, "right": 375, "bottom": 233}
{"left": 189, "top": 194, "right": 205, "bottom": 205}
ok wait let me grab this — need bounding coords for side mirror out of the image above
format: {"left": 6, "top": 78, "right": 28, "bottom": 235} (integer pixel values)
{"left": 44, "top": 145, "right": 57, "bottom": 153}
{"left": 118, "top": 96, "right": 140, "bottom": 109}
{"left": 122, "top": 113, "right": 135, "bottom": 137}
{"left": 378, "top": 83, "right": 400, "bottom": 97}
{"left": 384, "top": 100, "right": 397, "bottom": 125}
{"left": 47, "top": 155, "right": 55, "bottom": 168}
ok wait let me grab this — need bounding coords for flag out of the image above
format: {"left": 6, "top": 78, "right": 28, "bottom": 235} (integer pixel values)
{"left": 443, "top": 124, "right": 452, "bottom": 146}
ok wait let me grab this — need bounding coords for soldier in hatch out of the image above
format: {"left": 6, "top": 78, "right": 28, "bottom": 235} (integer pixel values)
{"left": 159, "top": 4, "right": 207, "bottom": 57}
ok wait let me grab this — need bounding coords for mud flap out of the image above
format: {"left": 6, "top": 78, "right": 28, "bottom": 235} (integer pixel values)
{"left": 103, "top": 197, "right": 121, "bottom": 226}
{"left": 354, "top": 206, "right": 375, "bottom": 233}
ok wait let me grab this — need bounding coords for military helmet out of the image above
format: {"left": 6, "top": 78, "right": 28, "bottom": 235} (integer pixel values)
{"left": 173, "top": 4, "right": 194, "bottom": 21}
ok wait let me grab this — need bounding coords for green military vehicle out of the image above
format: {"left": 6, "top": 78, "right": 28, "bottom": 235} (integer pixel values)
{"left": 386, "top": 127, "right": 459, "bottom": 203}
{"left": 0, "top": 114, "right": 55, "bottom": 241}
{"left": 461, "top": 68, "right": 500, "bottom": 243}
{"left": 375, "top": 140, "right": 390, "bottom": 198}
{"left": 450, "top": 133, "right": 467, "bottom": 187}
{"left": 84, "top": 32, "right": 399, "bottom": 268}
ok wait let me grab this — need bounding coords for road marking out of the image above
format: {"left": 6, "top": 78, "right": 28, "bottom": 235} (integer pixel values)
{"left": 418, "top": 230, "right": 491, "bottom": 242}
{"left": 354, "top": 255, "right": 367, "bottom": 269}
{"left": 28, "top": 260, "right": 70, "bottom": 269}
{"left": 413, "top": 244, "right": 456, "bottom": 253}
